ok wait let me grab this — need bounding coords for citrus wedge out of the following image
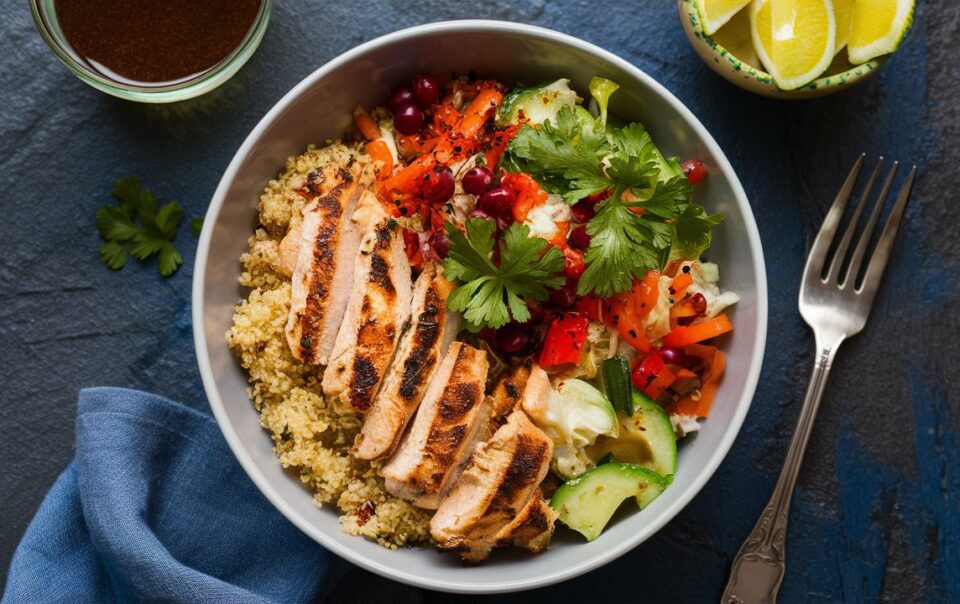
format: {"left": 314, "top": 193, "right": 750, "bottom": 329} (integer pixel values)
{"left": 833, "top": 0, "right": 855, "bottom": 53}
{"left": 751, "top": 0, "right": 836, "bottom": 91}
{"left": 693, "top": 0, "right": 753, "bottom": 36}
{"left": 847, "top": 0, "right": 915, "bottom": 64}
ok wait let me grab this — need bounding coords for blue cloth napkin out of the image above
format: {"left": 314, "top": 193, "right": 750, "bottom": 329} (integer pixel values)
{"left": 2, "top": 388, "right": 423, "bottom": 603}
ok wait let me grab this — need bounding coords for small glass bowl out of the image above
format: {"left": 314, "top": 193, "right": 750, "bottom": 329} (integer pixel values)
{"left": 30, "top": 0, "right": 273, "bottom": 103}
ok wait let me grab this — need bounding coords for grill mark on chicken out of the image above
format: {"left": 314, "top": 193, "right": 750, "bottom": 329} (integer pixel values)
{"left": 398, "top": 292, "right": 442, "bottom": 400}
{"left": 380, "top": 342, "right": 488, "bottom": 507}
{"left": 290, "top": 184, "right": 356, "bottom": 362}
{"left": 354, "top": 267, "right": 459, "bottom": 461}
{"left": 488, "top": 361, "right": 531, "bottom": 432}
{"left": 321, "top": 215, "right": 411, "bottom": 413}
{"left": 439, "top": 383, "right": 482, "bottom": 420}
{"left": 488, "top": 436, "right": 549, "bottom": 514}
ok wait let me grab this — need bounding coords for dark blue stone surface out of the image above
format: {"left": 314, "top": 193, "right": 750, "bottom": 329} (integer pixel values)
{"left": 1, "top": 1, "right": 957, "bottom": 601}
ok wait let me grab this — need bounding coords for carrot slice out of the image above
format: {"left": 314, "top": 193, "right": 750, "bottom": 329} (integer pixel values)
{"left": 365, "top": 140, "right": 393, "bottom": 179}
{"left": 669, "top": 345, "right": 726, "bottom": 417}
{"left": 353, "top": 105, "right": 382, "bottom": 141}
{"left": 670, "top": 272, "right": 693, "bottom": 298}
{"left": 662, "top": 314, "right": 733, "bottom": 348}
{"left": 456, "top": 89, "right": 503, "bottom": 138}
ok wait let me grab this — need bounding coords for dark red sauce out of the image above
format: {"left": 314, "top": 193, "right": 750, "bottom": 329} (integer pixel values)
{"left": 54, "top": 0, "right": 262, "bottom": 86}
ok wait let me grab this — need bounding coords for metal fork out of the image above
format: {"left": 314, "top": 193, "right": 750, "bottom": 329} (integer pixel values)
{"left": 721, "top": 155, "right": 917, "bottom": 604}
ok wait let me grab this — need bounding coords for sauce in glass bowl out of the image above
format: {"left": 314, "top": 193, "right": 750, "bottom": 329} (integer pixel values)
{"left": 53, "top": 0, "right": 263, "bottom": 87}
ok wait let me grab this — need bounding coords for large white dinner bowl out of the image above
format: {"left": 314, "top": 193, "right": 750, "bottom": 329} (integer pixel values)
{"left": 193, "top": 20, "right": 768, "bottom": 593}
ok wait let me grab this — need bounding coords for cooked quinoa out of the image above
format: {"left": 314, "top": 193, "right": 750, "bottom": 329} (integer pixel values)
{"left": 227, "top": 142, "right": 433, "bottom": 548}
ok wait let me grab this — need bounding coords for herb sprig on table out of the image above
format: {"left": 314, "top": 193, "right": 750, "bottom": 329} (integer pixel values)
{"left": 96, "top": 177, "right": 200, "bottom": 277}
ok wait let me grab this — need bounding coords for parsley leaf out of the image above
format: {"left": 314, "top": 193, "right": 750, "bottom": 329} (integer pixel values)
{"left": 671, "top": 204, "right": 723, "bottom": 260}
{"left": 503, "top": 105, "right": 610, "bottom": 204}
{"left": 190, "top": 217, "right": 204, "bottom": 237}
{"left": 444, "top": 218, "right": 565, "bottom": 330}
{"left": 96, "top": 177, "right": 193, "bottom": 277}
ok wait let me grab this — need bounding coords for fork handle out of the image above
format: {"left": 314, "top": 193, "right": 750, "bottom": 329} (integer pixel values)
{"left": 721, "top": 339, "right": 841, "bottom": 604}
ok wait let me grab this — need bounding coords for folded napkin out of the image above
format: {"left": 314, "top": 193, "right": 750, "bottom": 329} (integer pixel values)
{"left": 2, "top": 388, "right": 423, "bottom": 603}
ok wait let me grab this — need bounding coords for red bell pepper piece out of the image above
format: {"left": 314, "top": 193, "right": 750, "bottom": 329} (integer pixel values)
{"left": 631, "top": 353, "right": 677, "bottom": 400}
{"left": 538, "top": 314, "right": 590, "bottom": 367}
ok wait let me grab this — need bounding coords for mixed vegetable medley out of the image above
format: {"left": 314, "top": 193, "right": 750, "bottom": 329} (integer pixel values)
{"left": 355, "top": 73, "right": 738, "bottom": 541}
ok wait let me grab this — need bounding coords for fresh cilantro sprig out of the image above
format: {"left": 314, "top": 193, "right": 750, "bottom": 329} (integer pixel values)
{"left": 95, "top": 177, "right": 195, "bottom": 277}
{"left": 443, "top": 218, "right": 565, "bottom": 330}
{"left": 501, "top": 79, "right": 723, "bottom": 298}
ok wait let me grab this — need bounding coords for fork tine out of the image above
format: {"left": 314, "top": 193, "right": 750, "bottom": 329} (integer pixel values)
{"left": 826, "top": 158, "right": 883, "bottom": 284}
{"left": 857, "top": 166, "right": 917, "bottom": 296}
{"left": 806, "top": 154, "right": 865, "bottom": 278}
{"left": 842, "top": 162, "right": 897, "bottom": 288}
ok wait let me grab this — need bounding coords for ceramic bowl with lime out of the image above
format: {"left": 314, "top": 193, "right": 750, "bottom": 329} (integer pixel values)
{"left": 678, "top": 0, "right": 915, "bottom": 99}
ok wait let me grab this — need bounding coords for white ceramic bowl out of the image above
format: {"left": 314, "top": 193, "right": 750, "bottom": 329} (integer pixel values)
{"left": 193, "top": 20, "right": 768, "bottom": 593}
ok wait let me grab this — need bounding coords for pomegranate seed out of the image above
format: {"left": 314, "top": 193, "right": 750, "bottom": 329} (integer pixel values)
{"left": 393, "top": 104, "right": 424, "bottom": 135}
{"left": 570, "top": 200, "right": 596, "bottom": 223}
{"left": 462, "top": 166, "right": 494, "bottom": 196}
{"left": 478, "top": 186, "right": 514, "bottom": 215}
{"left": 411, "top": 74, "right": 440, "bottom": 107}
{"left": 568, "top": 225, "right": 591, "bottom": 250}
{"left": 421, "top": 166, "right": 455, "bottom": 202}
{"left": 495, "top": 324, "right": 530, "bottom": 353}
{"left": 681, "top": 158, "right": 708, "bottom": 184}
{"left": 387, "top": 87, "right": 414, "bottom": 113}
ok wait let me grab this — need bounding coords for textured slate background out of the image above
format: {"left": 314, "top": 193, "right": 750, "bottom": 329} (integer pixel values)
{"left": 1, "top": 1, "right": 957, "bottom": 601}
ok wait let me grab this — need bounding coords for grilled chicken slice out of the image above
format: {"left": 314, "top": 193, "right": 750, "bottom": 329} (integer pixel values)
{"left": 322, "top": 218, "right": 412, "bottom": 412}
{"left": 380, "top": 342, "right": 490, "bottom": 509}
{"left": 490, "top": 493, "right": 556, "bottom": 555}
{"left": 285, "top": 181, "right": 365, "bottom": 365}
{"left": 487, "top": 360, "right": 532, "bottom": 433}
{"left": 278, "top": 188, "right": 385, "bottom": 278}
{"left": 354, "top": 264, "right": 460, "bottom": 460}
{"left": 429, "top": 409, "right": 553, "bottom": 561}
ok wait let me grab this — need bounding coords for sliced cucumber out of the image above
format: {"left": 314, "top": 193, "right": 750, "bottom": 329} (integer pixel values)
{"left": 550, "top": 462, "right": 669, "bottom": 541}
{"left": 495, "top": 79, "right": 578, "bottom": 127}
{"left": 586, "top": 390, "right": 677, "bottom": 478}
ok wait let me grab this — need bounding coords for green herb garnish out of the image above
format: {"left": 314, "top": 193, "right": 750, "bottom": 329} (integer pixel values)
{"left": 502, "top": 77, "right": 723, "bottom": 298}
{"left": 95, "top": 177, "right": 186, "bottom": 277}
{"left": 443, "top": 218, "right": 565, "bottom": 330}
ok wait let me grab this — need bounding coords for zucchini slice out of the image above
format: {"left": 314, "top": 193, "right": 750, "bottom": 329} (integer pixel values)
{"left": 550, "top": 462, "right": 669, "bottom": 541}
{"left": 586, "top": 390, "right": 677, "bottom": 478}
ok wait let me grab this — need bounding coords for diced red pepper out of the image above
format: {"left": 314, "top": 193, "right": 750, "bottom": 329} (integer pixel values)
{"left": 631, "top": 353, "right": 677, "bottom": 400}
{"left": 538, "top": 314, "right": 589, "bottom": 367}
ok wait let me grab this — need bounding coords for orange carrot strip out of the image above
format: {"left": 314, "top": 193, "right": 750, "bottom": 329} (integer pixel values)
{"left": 353, "top": 105, "right": 382, "bottom": 141}
{"left": 662, "top": 314, "right": 733, "bottom": 348}
{"left": 456, "top": 89, "right": 503, "bottom": 138}
{"left": 365, "top": 140, "right": 393, "bottom": 179}
{"left": 670, "top": 272, "right": 693, "bottom": 298}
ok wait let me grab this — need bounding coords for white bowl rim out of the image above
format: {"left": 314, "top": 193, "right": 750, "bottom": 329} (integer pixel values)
{"left": 192, "top": 19, "right": 768, "bottom": 593}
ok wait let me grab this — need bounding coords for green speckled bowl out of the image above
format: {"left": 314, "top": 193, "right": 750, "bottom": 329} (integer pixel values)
{"left": 678, "top": 0, "right": 886, "bottom": 99}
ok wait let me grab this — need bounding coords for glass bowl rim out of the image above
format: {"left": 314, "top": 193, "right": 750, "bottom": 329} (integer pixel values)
{"left": 29, "top": 0, "right": 274, "bottom": 102}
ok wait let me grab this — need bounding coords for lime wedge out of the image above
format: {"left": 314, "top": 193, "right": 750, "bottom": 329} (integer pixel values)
{"left": 847, "top": 0, "right": 915, "bottom": 64}
{"left": 751, "top": 0, "right": 836, "bottom": 90}
{"left": 693, "top": 0, "right": 752, "bottom": 36}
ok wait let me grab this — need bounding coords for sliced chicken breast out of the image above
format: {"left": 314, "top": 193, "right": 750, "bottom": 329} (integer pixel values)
{"left": 380, "top": 342, "right": 490, "bottom": 509}
{"left": 278, "top": 188, "right": 385, "bottom": 278}
{"left": 285, "top": 181, "right": 365, "bottom": 365}
{"left": 429, "top": 409, "right": 553, "bottom": 561}
{"left": 354, "top": 264, "right": 460, "bottom": 460}
{"left": 487, "top": 360, "right": 532, "bottom": 433}
{"left": 322, "top": 218, "right": 412, "bottom": 412}
{"left": 490, "top": 493, "right": 556, "bottom": 556}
